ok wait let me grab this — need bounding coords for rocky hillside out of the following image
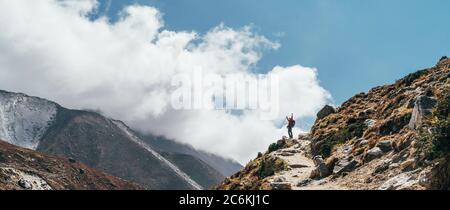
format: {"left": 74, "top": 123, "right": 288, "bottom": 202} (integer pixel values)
{"left": 0, "top": 140, "right": 140, "bottom": 190}
{"left": 0, "top": 90, "right": 205, "bottom": 189}
{"left": 216, "top": 57, "right": 450, "bottom": 190}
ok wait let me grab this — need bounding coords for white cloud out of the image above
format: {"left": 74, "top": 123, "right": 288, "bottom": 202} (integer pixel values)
{"left": 0, "top": 0, "right": 331, "bottom": 164}
{"left": 58, "top": 0, "right": 99, "bottom": 15}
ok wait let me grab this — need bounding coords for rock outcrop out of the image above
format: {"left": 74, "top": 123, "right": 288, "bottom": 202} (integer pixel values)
{"left": 316, "top": 105, "right": 336, "bottom": 120}
{"left": 408, "top": 95, "right": 437, "bottom": 129}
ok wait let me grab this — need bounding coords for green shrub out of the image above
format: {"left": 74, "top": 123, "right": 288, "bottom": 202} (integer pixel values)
{"left": 257, "top": 157, "right": 287, "bottom": 178}
{"left": 431, "top": 119, "right": 450, "bottom": 157}
{"left": 435, "top": 86, "right": 450, "bottom": 120}
{"left": 420, "top": 85, "right": 450, "bottom": 160}
{"left": 420, "top": 119, "right": 450, "bottom": 160}
{"left": 319, "top": 143, "right": 332, "bottom": 157}
{"left": 267, "top": 139, "right": 293, "bottom": 153}
{"left": 402, "top": 69, "right": 428, "bottom": 86}
{"left": 257, "top": 158, "right": 271, "bottom": 177}
{"left": 341, "top": 121, "right": 367, "bottom": 140}
{"left": 268, "top": 143, "right": 280, "bottom": 153}
{"left": 318, "top": 120, "right": 367, "bottom": 157}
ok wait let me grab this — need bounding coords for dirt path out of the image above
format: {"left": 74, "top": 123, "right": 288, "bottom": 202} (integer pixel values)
{"left": 267, "top": 140, "right": 347, "bottom": 190}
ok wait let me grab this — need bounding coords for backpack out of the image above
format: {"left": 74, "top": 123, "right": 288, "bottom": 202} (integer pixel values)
{"left": 287, "top": 119, "right": 295, "bottom": 128}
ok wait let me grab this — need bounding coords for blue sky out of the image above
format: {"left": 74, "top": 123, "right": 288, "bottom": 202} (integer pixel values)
{"left": 98, "top": 0, "right": 450, "bottom": 104}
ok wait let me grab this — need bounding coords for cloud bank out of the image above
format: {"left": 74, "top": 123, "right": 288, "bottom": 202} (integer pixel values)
{"left": 0, "top": 0, "right": 331, "bottom": 163}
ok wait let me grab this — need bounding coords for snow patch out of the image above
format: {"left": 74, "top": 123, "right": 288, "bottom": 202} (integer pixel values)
{"left": 0, "top": 91, "right": 57, "bottom": 149}
{"left": 0, "top": 167, "right": 53, "bottom": 190}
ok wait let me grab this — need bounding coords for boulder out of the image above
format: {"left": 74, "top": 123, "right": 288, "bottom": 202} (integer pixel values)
{"left": 418, "top": 167, "right": 433, "bottom": 189}
{"left": 313, "top": 155, "right": 325, "bottom": 166}
{"left": 364, "top": 119, "right": 377, "bottom": 128}
{"left": 400, "top": 159, "right": 416, "bottom": 171}
{"left": 270, "top": 182, "right": 292, "bottom": 190}
{"left": 273, "top": 176, "right": 287, "bottom": 183}
{"left": 389, "top": 163, "right": 400, "bottom": 169}
{"left": 364, "top": 147, "right": 383, "bottom": 162}
{"left": 333, "top": 159, "right": 359, "bottom": 175}
{"left": 296, "top": 178, "right": 312, "bottom": 187}
{"left": 290, "top": 164, "right": 308, "bottom": 169}
{"left": 316, "top": 105, "right": 336, "bottom": 120}
{"left": 325, "top": 155, "right": 339, "bottom": 170}
{"left": 278, "top": 152, "right": 295, "bottom": 157}
{"left": 374, "top": 160, "right": 391, "bottom": 174}
{"left": 358, "top": 138, "right": 369, "bottom": 146}
{"left": 378, "top": 173, "right": 418, "bottom": 190}
{"left": 408, "top": 95, "right": 437, "bottom": 130}
{"left": 376, "top": 140, "right": 393, "bottom": 152}
{"left": 18, "top": 179, "right": 32, "bottom": 189}
{"left": 310, "top": 156, "right": 331, "bottom": 179}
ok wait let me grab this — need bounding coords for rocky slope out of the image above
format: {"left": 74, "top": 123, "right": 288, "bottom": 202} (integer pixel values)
{"left": 216, "top": 57, "right": 450, "bottom": 190}
{"left": 0, "top": 140, "right": 141, "bottom": 190}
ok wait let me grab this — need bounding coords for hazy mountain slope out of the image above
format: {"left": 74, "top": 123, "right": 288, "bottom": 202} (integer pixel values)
{"left": 161, "top": 152, "right": 225, "bottom": 189}
{"left": 36, "top": 107, "right": 200, "bottom": 190}
{"left": 0, "top": 140, "right": 141, "bottom": 190}
{"left": 142, "top": 134, "right": 242, "bottom": 177}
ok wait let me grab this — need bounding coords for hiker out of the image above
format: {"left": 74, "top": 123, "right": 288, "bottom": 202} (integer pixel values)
{"left": 286, "top": 113, "right": 295, "bottom": 139}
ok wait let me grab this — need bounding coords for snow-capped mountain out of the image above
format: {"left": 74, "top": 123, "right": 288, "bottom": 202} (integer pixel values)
{"left": 0, "top": 89, "right": 239, "bottom": 189}
{"left": 0, "top": 90, "right": 57, "bottom": 149}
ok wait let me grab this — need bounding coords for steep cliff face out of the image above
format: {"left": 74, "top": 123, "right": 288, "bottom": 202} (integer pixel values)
{"left": 217, "top": 57, "right": 450, "bottom": 190}
{"left": 0, "top": 140, "right": 141, "bottom": 190}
